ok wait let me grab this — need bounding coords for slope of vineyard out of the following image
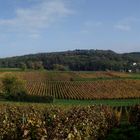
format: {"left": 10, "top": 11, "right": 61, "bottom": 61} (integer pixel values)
{"left": 26, "top": 80, "right": 140, "bottom": 99}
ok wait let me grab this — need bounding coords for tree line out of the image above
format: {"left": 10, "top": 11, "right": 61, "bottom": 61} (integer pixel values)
{"left": 0, "top": 49, "right": 139, "bottom": 72}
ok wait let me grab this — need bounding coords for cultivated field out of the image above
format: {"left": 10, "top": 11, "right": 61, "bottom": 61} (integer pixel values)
{"left": 0, "top": 71, "right": 140, "bottom": 100}
{"left": 0, "top": 70, "right": 137, "bottom": 81}
{"left": 25, "top": 80, "right": 140, "bottom": 99}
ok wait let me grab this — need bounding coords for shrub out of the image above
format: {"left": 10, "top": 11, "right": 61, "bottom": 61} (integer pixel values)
{"left": 1, "top": 74, "right": 27, "bottom": 101}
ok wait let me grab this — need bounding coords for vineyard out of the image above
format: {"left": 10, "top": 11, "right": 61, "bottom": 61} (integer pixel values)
{"left": 25, "top": 80, "right": 140, "bottom": 99}
{"left": 0, "top": 103, "right": 139, "bottom": 140}
{"left": 0, "top": 71, "right": 140, "bottom": 100}
{"left": 0, "top": 104, "right": 118, "bottom": 140}
{"left": 0, "top": 71, "right": 140, "bottom": 139}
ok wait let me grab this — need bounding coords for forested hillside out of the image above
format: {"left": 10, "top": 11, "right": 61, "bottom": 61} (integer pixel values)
{"left": 0, "top": 50, "right": 140, "bottom": 71}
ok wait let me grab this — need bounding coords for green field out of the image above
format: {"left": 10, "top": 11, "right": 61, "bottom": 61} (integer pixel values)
{"left": 54, "top": 99, "right": 140, "bottom": 106}
{"left": 0, "top": 98, "right": 140, "bottom": 107}
{"left": 0, "top": 68, "right": 21, "bottom": 72}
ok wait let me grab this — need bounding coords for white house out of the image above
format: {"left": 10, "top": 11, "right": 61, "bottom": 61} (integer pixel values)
{"left": 133, "top": 62, "right": 137, "bottom": 66}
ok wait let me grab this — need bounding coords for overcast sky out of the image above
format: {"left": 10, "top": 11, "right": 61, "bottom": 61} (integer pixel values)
{"left": 0, "top": 0, "right": 140, "bottom": 57}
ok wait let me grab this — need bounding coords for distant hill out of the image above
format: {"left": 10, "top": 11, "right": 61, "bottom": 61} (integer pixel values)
{"left": 123, "top": 52, "right": 140, "bottom": 60}
{"left": 0, "top": 49, "right": 139, "bottom": 71}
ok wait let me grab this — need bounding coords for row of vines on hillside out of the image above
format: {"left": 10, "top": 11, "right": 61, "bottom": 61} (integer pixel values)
{"left": 25, "top": 80, "right": 140, "bottom": 100}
